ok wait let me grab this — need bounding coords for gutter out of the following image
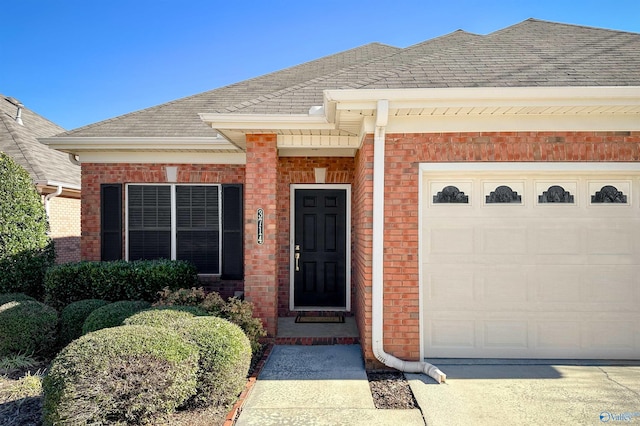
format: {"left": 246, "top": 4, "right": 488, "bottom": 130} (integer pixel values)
{"left": 371, "top": 100, "right": 446, "bottom": 384}
{"left": 43, "top": 185, "right": 63, "bottom": 219}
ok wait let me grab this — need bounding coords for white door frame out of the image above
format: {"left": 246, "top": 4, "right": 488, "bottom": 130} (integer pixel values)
{"left": 289, "top": 183, "right": 352, "bottom": 311}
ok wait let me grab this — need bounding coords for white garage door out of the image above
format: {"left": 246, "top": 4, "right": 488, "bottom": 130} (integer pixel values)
{"left": 421, "top": 164, "right": 640, "bottom": 359}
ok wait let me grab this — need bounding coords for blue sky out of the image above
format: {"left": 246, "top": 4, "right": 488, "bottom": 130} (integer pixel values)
{"left": 2, "top": 0, "right": 639, "bottom": 130}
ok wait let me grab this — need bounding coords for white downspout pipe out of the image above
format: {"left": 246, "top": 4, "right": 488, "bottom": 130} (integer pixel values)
{"left": 371, "top": 99, "right": 446, "bottom": 383}
{"left": 44, "top": 185, "right": 63, "bottom": 219}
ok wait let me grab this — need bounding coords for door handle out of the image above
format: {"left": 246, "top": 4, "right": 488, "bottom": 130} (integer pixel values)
{"left": 294, "top": 244, "right": 300, "bottom": 271}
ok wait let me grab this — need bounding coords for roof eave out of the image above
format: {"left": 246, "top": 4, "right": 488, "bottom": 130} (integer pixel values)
{"left": 40, "top": 136, "right": 238, "bottom": 154}
{"left": 324, "top": 86, "right": 640, "bottom": 110}
{"left": 199, "top": 113, "right": 335, "bottom": 131}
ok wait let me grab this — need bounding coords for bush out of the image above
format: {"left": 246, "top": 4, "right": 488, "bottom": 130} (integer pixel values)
{"left": 0, "top": 292, "right": 36, "bottom": 305}
{"left": 43, "top": 259, "right": 198, "bottom": 310}
{"left": 0, "top": 153, "right": 55, "bottom": 298}
{"left": 42, "top": 325, "right": 199, "bottom": 425}
{"left": 156, "top": 287, "right": 266, "bottom": 353}
{"left": 82, "top": 300, "right": 151, "bottom": 334}
{"left": 155, "top": 286, "right": 208, "bottom": 306}
{"left": 0, "top": 300, "right": 58, "bottom": 357}
{"left": 175, "top": 316, "right": 251, "bottom": 408}
{"left": 123, "top": 305, "right": 209, "bottom": 328}
{"left": 59, "top": 299, "right": 110, "bottom": 347}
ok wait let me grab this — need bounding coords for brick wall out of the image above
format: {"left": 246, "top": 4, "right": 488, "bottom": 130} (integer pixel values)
{"left": 360, "top": 130, "right": 640, "bottom": 365}
{"left": 352, "top": 143, "right": 375, "bottom": 366}
{"left": 244, "top": 135, "right": 279, "bottom": 336}
{"left": 77, "top": 130, "right": 640, "bottom": 366}
{"left": 48, "top": 196, "right": 81, "bottom": 264}
{"left": 80, "top": 163, "right": 245, "bottom": 262}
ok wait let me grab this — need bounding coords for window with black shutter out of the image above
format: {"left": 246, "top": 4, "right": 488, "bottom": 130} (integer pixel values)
{"left": 126, "top": 184, "right": 231, "bottom": 275}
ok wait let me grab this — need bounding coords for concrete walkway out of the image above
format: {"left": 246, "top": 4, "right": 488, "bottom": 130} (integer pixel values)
{"left": 235, "top": 345, "right": 425, "bottom": 425}
{"left": 236, "top": 344, "right": 640, "bottom": 425}
{"left": 407, "top": 361, "right": 640, "bottom": 426}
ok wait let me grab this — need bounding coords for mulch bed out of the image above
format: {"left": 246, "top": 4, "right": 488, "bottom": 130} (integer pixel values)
{"left": 367, "top": 371, "right": 419, "bottom": 409}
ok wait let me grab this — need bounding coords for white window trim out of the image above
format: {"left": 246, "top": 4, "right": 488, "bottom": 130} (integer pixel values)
{"left": 125, "top": 183, "right": 223, "bottom": 275}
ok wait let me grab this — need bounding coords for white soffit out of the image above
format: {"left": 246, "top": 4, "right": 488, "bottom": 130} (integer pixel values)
{"left": 40, "top": 136, "right": 246, "bottom": 164}
{"left": 328, "top": 86, "right": 640, "bottom": 134}
{"left": 203, "top": 87, "right": 640, "bottom": 144}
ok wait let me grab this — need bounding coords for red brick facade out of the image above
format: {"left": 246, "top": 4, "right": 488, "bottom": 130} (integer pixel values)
{"left": 80, "top": 163, "right": 245, "bottom": 261}
{"left": 353, "top": 142, "right": 375, "bottom": 364}
{"left": 366, "top": 130, "right": 640, "bottom": 364}
{"left": 244, "top": 135, "right": 279, "bottom": 336}
{"left": 78, "top": 131, "right": 640, "bottom": 366}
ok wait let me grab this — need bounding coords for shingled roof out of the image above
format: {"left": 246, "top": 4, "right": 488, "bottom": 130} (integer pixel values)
{"left": 58, "top": 18, "right": 640, "bottom": 138}
{"left": 1, "top": 95, "right": 80, "bottom": 187}
{"left": 59, "top": 42, "right": 400, "bottom": 138}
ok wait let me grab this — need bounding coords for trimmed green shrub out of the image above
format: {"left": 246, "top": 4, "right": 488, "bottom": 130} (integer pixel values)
{"left": 0, "top": 292, "right": 36, "bottom": 305}
{"left": 44, "top": 259, "right": 198, "bottom": 310}
{"left": 81, "top": 300, "right": 151, "bottom": 334}
{"left": 0, "top": 300, "right": 58, "bottom": 357}
{"left": 155, "top": 286, "right": 208, "bottom": 306}
{"left": 0, "top": 153, "right": 55, "bottom": 298}
{"left": 123, "top": 305, "right": 209, "bottom": 328}
{"left": 42, "top": 325, "right": 199, "bottom": 425}
{"left": 176, "top": 316, "right": 251, "bottom": 408}
{"left": 59, "top": 299, "right": 110, "bottom": 347}
{"left": 156, "top": 287, "right": 266, "bottom": 354}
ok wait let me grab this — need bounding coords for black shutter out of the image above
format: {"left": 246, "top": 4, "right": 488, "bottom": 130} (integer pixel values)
{"left": 101, "top": 184, "right": 122, "bottom": 260}
{"left": 221, "top": 184, "right": 243, "bottom": 280}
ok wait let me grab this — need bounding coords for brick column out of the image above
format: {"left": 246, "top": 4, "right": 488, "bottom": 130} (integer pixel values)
{"left": 244, "top": 134, "right": 279, "bottom": 336}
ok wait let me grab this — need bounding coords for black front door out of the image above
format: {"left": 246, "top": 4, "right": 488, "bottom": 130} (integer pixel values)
{"left": 293, "top": 189, "right": 347, "bottom": 308}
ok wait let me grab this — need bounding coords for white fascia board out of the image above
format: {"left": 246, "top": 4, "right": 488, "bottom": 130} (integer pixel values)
{"left": 199, "top": 113, "right": 336, "bottom": 131}
{"left": 40, "top": 137, "right": 234, "bottom": 153}
{"left": 361, "top": 113, "right": 640, "bottom": 134}
{"left": 76, "top": 151, "right": 246, "bottom": 164}
{"left": 34, "top": 180, "right": 82, "bottom": 191}
{"left": 325, "top": 86, "right": 640, "bottom": 108}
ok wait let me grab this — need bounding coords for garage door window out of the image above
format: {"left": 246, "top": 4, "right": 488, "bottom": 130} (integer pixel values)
{"left": 592, "top": 185, "right": 627, "bottom": 203}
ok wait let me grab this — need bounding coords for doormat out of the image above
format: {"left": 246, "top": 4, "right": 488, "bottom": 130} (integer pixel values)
{"left": 295, "top": 315, "right": 345, "bottom": 324}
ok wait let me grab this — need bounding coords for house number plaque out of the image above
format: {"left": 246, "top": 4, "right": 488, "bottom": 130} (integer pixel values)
{"left": 256, "top": 208, "right": 264, "bottom": 245}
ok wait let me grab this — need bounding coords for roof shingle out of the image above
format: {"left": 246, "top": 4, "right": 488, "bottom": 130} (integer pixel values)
{"left": 1, "top": 96, "right": 80, "bottom": 187}
{"left": 58, "top": 19, "right": 640, "bottom": 137}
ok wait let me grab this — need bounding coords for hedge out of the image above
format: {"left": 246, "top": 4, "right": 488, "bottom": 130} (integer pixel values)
{"left": 43, "top": 259, "right": 198, "bottom": 310}
{"left": 0, "top": 300, "right": 58, "bottom": 357}
{"left": 82, "top": 300, "right": 152, "bottom": 334}
{"left": 174, "top": 316, "right": 251, "bottom": 408}
{"left": 59, "top": 299, "right": 110, "bottom": 347}
{"left": 0, "top": 292, "right": 36, "bottom": 306}
{"left": 42, "top": 325, "right": 199, "bottom": 425}
{"left": 123, "top": 305, "right": 209, "bottom": 329}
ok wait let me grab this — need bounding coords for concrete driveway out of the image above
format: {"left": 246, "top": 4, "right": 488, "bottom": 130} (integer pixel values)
{"left": 407, "top": 361, "right": 640, "bottom": 425}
